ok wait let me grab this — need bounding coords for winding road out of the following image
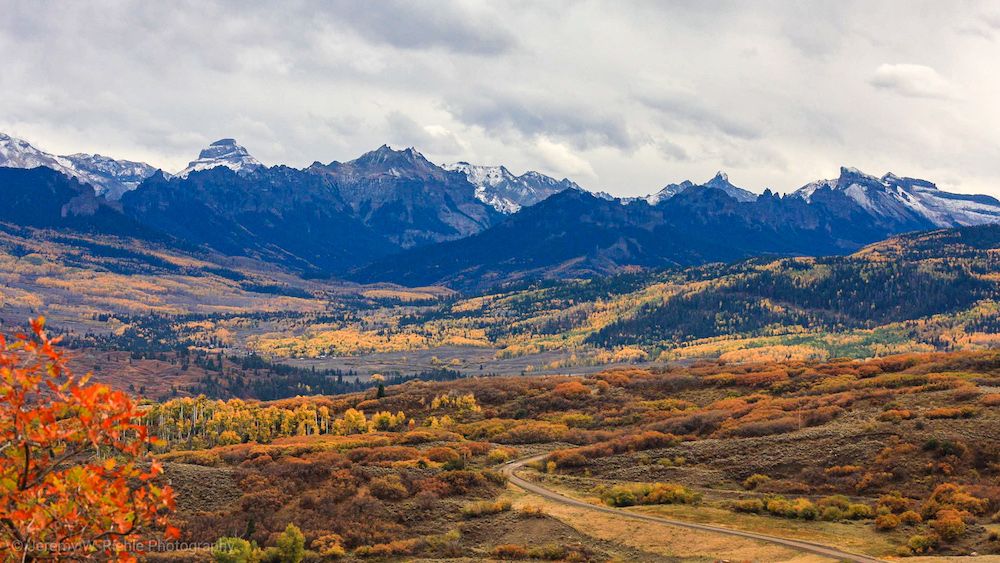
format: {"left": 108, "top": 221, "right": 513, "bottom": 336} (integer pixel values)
{"left": 500, "top": 454, "right": 885, "bottom": 563}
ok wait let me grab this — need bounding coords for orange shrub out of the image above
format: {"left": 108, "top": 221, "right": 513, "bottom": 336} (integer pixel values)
{"left": 899, "top": 510, "right": 922, "bottom": 525}
{"left": 369, "top": 475, "right": 410, "bottom": 500}
{"left": 877, "top": 492, "right": 915, "bottom": 513}
{"left": 923, "top": 483, "right": 990, "bottom": 516}
{"left": 347, "top": 446, "right": 421, "bottom": 464}
{"left": 825, "top": 465, "right": 863, "bottom": 477}
{"left": 878, "top": 409, "right": 913, "bottom": 422}
{"left": 553, "top": 380, "right": 590, "bottom": 398}
{"left": 924, "top": 407, "right": 979, "bottom": 419}
{"left": 593, "top": 371, "right": 631, "bottom": 387}
{"left": 929, "top": 509, "right": 966, "bottom": 541}
{"left": 354, "top": 538, "right": 421, "bottom": 557}
{"left": 425, "top": 447, "right": 461, "bottom": 463}
{"left": 874, "top": 513, "right": 900, "bottom": 531}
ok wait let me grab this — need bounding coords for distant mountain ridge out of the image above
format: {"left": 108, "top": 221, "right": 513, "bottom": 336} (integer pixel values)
{"left": 792, "top": 166, "right": 1000, "bottom": 228}
{"left": 3, "top": 131, "right": 1000, "bottom": 290}
{"left": 640, "top": 171, "right": 757, "bottom": 205}
{"left": 0, "top": 132, "right": 163, "bottom": 199}
{"left": 351, "top": 173, "right": 1000, "bottom": 290}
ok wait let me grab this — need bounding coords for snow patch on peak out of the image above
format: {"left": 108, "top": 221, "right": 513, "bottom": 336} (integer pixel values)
{"left": 444, "top": 162, "right": 585, "bottom": 213}
{"left": 793, "top": 166, "right": 1000, "bottom": 228}
{"left": 644, "top": 172, "right": 756, "bottom": 204}
{"left": 62, "top": 153, "right": 164, "bottom": 199}
{"left": 177, "top": 139, "right": 262, "bottom": 178}
{"left": 644, "top": 181, "right": 695, "bottom": 205}
{"left": 0, "top": 132, "right": 161, "bottom": 198}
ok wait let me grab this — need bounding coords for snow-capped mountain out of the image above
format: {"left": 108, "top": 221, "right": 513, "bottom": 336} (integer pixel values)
{"left": 0, "top": 132, "right": 161, "bottom": 199}
{"left": 62, "top": 153, "right": 162, "bottom": 200}
{"left": 443, "top": 162, "right": 585, "bottom": 213}
{"left": 793, "top": 167, "right": 1000, "bottom": 228}
{"left": 0, "top": 132, "right": 81, "bottom": 178}
{"left": 176, "top": 138, "right": 262, "bottom": 178}
{"left": 643, "top": 172, "right": 757, "bottom": 205}
{"left": 643, "top": 181, "right": 695, "bottom": 205}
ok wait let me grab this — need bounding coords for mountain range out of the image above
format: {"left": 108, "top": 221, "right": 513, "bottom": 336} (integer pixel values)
{"left": 0, "top": 132, "right": 163, "bottom": 200}
{"left": 2, "top": 131, "right": 1000, "bottom": 290}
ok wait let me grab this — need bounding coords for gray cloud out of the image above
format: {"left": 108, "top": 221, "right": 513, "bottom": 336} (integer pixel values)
{"left": 446, "top": 90, "right": 637, "bottom": 151}
{"left": 315, "top": 0, "right": 515, "bottom": 55}
{"left": 637, "top": 90, "right": 763, "bottom": 140}
{"left": 384, "top": 112, "right": 466, "bottom": 155}
{"left": 0, "top": 0, "right": 998, "bottom": 197}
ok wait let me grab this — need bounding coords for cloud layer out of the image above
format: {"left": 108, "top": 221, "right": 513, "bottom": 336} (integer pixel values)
{"left": 1, "top": 0, "right": 999, "bottom": 196}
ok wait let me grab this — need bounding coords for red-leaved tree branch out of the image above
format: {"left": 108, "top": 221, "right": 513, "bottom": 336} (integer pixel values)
{"left": 0, "top": 317, "right": 177, "bottom": 561}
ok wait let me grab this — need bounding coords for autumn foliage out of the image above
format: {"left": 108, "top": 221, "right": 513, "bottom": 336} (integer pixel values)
{"left": 0, "top": 318, "right": 175, "bottom": 561}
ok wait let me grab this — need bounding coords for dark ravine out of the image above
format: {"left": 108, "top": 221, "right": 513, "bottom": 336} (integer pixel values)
{"left": 500, "top": 454, "right": 886, "bottom": 563}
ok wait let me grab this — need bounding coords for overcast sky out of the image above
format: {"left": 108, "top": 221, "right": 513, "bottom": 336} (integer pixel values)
{"left": 2, "top": 0, "right": 1000, "bottom": 197}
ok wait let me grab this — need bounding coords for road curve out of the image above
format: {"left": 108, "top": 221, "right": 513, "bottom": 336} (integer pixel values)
{"left": 500, "top": 454, "right": 885, "bottom": 563}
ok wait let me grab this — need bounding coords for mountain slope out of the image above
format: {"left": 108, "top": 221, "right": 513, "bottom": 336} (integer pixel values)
{"left": 0, "top": 166, "right": 150, "bottom": 235}
{"left": 370, "top": 223, "right": 999, "bottom": 363}
{"left": 588, "top": 224, "right": 1000, "bottom": 349}
{"left": 0, "top": 132, "right": 162, "bottom": 199}
{"left": 309, "top": 146, "right": 502, "bottom": 247}
{"left": 643, "top": 172, "right": 757, "bottom": 205}
{"left": 793, "top": 167, "right": 1000, "bottom": 227}
{"left": 350, "top": 183, "right": 942, "bottom": 290}
{"left": 62, "top": 153, "right": 162, "bottom": 199}
{"left": 121, "top": 166, "right": 395, "bottom": 273}
{"left": 443, "top": 162, "right": 583, "bottom": 213}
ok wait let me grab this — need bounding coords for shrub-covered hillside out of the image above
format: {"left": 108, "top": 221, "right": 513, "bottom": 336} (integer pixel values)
{"left": 149, "top": 350, "right": 1000, "bottom": 559}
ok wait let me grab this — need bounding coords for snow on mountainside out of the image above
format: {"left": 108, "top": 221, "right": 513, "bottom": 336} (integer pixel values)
{"left": 642, "top": 172, "right": 757, "bottom": 205}
{"left": 643, "top": 181, "right": 695, "bottom": 205}
{"left": 4, "top": 130, "right": 999, "bottom": 231}
{"left": 176, "top": 138, "right": 263, "bottom": 178}
{"left": 62, "top": 153, "right": 162, "bottom": 200}
{"left": 0, "top": 132, "right": 162, "bottom": 199}
{"left": 0, "top": 132, "right": 79, "bottom": 177}
{"left": 443, "top": 161, "right": 585, "bottom": 213}
{"left": 793, "top": 167, "right": 1000, "bottom": 228}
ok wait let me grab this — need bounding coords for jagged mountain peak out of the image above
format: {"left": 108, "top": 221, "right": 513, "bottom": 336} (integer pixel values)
{"left": 0, "top": 132, "right": 161, "bottom": 199}
{"left": 0, "top": 132, "right": 75, "bottom": 173}
{"left": 177, "top": 138, "right": 262, "bottom": 178}
{"left": 708, "top": 170, "right": 729, "bottom": 183}
{"left": 61, "top": 153, "right": 164, "bottom": 200}
{"left": 354, "top": 144, "right": 427, "bottom": 165}
{"left": 645, "top": 172, "right": 756, "bottom": 205}
{"left": 702, "top": 171, "right": 756, "bottom": 201}
{"left": 794, "top": 167, "right": 1000, "bottom": 228}
{"left": 443, "top": 161, "right": 584, "bottom": 213}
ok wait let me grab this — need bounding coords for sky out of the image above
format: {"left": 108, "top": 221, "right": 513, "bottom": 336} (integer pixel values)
{"left": 2, "top": 0, "right": 1000, "bottom": 197}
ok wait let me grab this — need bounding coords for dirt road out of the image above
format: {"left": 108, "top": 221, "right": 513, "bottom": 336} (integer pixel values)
{"left": 500, "top": 454, "right": 885, "bottom": 563}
